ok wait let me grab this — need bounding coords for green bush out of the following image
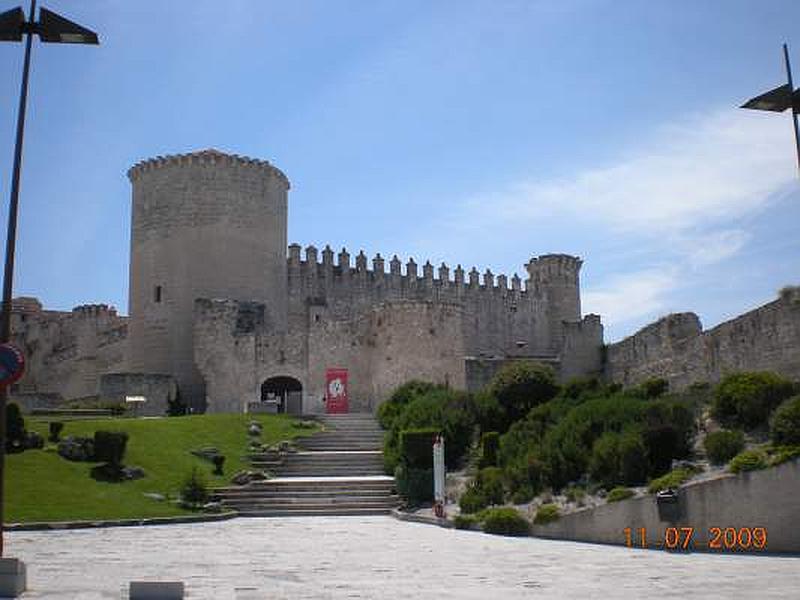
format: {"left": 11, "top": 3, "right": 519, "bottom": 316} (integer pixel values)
{"left": 48, "top": 421, "right": 64, "bottom": 443}
{"left": 459, "top": 486, "right": 488, "bottom": 514}
{"left": 212, "top": 454, "right": 225, "bottom": 475}
{"left": 399, "top": 429, "right": 438, "bottom": 469}
{"left": 561, "top": 376, "right": 602, "bottom": 400}
{"left": 482, "top": 507, "right": 530, "bottom": 536}
{"left": 642, "top": 397, "right": 695, "bottom": 474}
{"left": 510, "top": 486, "right": 535, "bottom": 504}
{"left": 395, "top": 464, "right": 433, "bottom": 505}
{"left": 729, "top": 449, "right": 768, "bottom": 473}
{"left": 6, "top": 402, "right": 25, "bottom": 453}
{"left": 488, "top": 361, "right": 559, "bottom": 426}
{"left": 607, "top": 487, "right": 635, "bottom": 503}
{"left": 768, "top": 445, "right": 800, "bottom": 466}
{"left": 480, "top": 431, "right": 500, "bottom": 468}
{"left": 628, "top": 378, "right": 669, "bottom": 399}
{"left": 453, "top": 514, "right": 480, "bottom": 530}
{"left": 589, "top": 429, "right": 648, "bottom": 488}
{"left": 378, "top": 380, "right": 441, "bottom": 430}
{"left": 770, "top": 395, "right": 800, "bottom": 446}
{"left": 647, "top": 467, "right": 698, "bottom": 493}
{"left": 564, "top": 486, "right": 586, "bottom": 504}
{"left": 704, "top": 430, "right": 745, "bottom": 465}
{"left": 475, "top": 467, "right": 505, "bottom": 506}
{"left": 181, "top": 467, "right": 209, "bottom": 507}
{"left": 533, "top": 503, "right": 560, "bottom": 525}
{"left": 93, "top": 431, "right": 129, "bottom": 467}
{"left": 467, "top": 391, "right": 507, "bottom": 434}
{"left": 713, "top": 372, "right": 794, "bottom": 429}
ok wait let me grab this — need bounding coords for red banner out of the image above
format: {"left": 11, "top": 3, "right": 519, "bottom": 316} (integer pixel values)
{"left": 325, "top": 368, "right": 349, "bottom": 414}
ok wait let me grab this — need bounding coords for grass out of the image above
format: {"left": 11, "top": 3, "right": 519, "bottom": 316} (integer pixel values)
{"left": 606, "top": 487, "right": 635, "bottom": 503}
{"left": 8, "top": 413, "right": 317, "bottom": 523}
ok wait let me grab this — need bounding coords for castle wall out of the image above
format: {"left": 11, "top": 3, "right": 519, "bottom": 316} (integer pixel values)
{"left": 127, "top": 150, "right": 290, "bottom": 409}
{"left": 605, "top": 290, "right": 800, "bottom": 388}
{"left": 8, "top": 298, "right": 129, "bottom": 404}
{"left": 194, "top": 298, "right": 468, "bottom": 413}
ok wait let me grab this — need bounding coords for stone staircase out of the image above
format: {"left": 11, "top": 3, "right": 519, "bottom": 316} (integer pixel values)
{"left": 212, "top": 413, "right": 399, "bottom": 517}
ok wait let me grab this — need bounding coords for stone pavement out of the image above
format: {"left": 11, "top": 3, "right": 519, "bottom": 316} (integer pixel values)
{"left": 8, "top": 517, "right": 800, "bottom": 599}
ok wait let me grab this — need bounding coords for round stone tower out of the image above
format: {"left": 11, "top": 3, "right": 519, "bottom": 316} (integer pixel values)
{"left": 126, "top": 149, "right": 290, "bottom": 410}
{"left": 526, "top": 254, "right": 583, "bottom": 353}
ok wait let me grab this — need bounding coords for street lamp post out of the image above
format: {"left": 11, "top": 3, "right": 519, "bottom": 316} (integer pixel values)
{"left": 0, "top": 0, "right": 98, "bottom": 567}
{"left": 741, "top": 43, "right": 800, "bottom": 176}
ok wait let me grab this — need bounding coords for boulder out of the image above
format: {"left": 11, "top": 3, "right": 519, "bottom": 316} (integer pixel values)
{"left": 190, "top": 447, "right": 221, "bottom": 462}
{"left": 143, "top": 492, "right": 166, "bottom": 502}
{"left": 247, "top": 424, "right": 262, "bottom": 437}
{"left": 122, "top": 466, "right": 146, "bottom": 480}
{"left": 57, "top": 436, "right": 95, "bottom": 461}
{"left": 202, "top": 501, "right": 223, "bottom": 513}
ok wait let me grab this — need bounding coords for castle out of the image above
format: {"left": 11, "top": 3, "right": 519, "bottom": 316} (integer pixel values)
{"left": 9, "top": 149, "right": 605, "bottom": 414}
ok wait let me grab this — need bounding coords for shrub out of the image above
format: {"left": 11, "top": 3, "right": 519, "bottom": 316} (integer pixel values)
{"left": 628, "top": 378, "right": 669, "bottom": 399}
{"left": 181, "top": 467, "right": 209, "bottom": 507}
{"left": 399, "top": 429, "right": 438, "bottom": 469}
{"left": 6, "top": 403, "right": 25, "bottom": 452}
{"left": 453, "top": 514, "right": 480, "bottom": 530}
{"left": 475, "top": 467, "right": 505, "bottom": 506}
{"left": 770, "top": 395, "right": 800, "bottom": 446}
{"left": 768, "top": 445, "right": 800, "bottom": 466}
{"left": 504, "top": 452, "right": 545, "bottom": 499}
{"left": 395, "top": 465, "right": 433, "bottom": 505}
{"left": 24, "top": 431, "right": 44, "bottom": 450}
{"left": 607, "top": 487, "right": 635, "bottom": 503}
{"left": 48, "top": 421, "right": 64, "bottom": 443}
{"left": 379, "top": 380, "right": 441, "bottom": 430}
{"left": 729, "top": 449, "right": 768, "bottom": 474}
{"left": 647, "top": 467, "right": 698, "bottom": 493}
{"left": 533, "top": 503, "right": 560, "bottom": 525}
{"left": 561, "top": 376, "right": 602, "bottom": 400}
{"left": 589, "top": 429, "right": 648, "bottom": 488}
{"left": 212, "top": 454, "right": 225, "bottom": 475}
{"left": 564, "top": 486, "right": 586, "bottom": 504}
{"left": 482, "top": 507, "right": 530, "bottom": 536}
{"left": 713, "top": 372, "right": 794, "bottom": 429}
{"left": 467, "top": 391, "right": 506, "bottom": 434}
{"left": 459, "top": 486, "right": 488, "bottom": 514}
{"left": 704, "top": 430, "right": 745, "bottom": 465}
{"left": 642, "top": 397, "right": 695, "bottom": 474}
{"left": 93, "top": 431, "right": 129, "bottom": 467}
{"left": 480, "top": 431, "right": 500, "bottom": 468}
{"left": 489, "top": 361, "right": 559, "bottom": 425}
{"left": 510, "top": 486, "right": 535, "bottom": 504}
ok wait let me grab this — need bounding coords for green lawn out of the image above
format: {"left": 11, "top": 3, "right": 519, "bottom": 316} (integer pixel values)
{"left": 7, "top": 413, "right": 316, "bottom": 523}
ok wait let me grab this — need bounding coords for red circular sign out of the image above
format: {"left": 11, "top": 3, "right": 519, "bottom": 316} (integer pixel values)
{"left": 0, "top": 343, "right": 25, "bottom": 387}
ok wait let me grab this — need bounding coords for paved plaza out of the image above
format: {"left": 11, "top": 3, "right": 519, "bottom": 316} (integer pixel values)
{"left": 8, "top": 517, "right": 800, "bottom": 599}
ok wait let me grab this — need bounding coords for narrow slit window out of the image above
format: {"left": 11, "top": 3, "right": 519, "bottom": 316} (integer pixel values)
{"left": 155, "top": 285, "right": 162, "bottom": 303}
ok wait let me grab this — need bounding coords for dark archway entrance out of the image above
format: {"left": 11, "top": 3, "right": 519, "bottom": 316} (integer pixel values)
{"left": 261, "top": 376, "right": 303, "bottom": 414}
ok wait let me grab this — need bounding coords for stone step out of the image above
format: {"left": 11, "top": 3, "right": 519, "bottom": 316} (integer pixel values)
{"left": 272, "top": 469, "right": 387, "bottom": 478}
{"left": 220, "top": 495, "right": 399, "bottom": 507}
{"left": 236, "top": 506, "right": 395, "bottom": 517}
{"left": 214, "top": 479, "right": 394, "bottom": 491}
{"left": 213, "top": 488, "right": 395, "bottom": 499}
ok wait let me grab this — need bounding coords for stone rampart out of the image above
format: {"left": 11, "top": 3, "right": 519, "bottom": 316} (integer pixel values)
{"left": 605, "top": 290, "right": 800, "bottom": 388}
{"left": 531, "top": 459, "right": 800, "bottom": 553}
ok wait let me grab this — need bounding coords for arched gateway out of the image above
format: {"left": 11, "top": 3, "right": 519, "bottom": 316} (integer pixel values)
{"left": 260, "top": 376, "right": 303, "bottom": 414}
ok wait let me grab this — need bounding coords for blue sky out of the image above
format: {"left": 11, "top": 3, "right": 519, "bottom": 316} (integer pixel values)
{"left": 0, "top": 0, "right": 798, "bottom": 342}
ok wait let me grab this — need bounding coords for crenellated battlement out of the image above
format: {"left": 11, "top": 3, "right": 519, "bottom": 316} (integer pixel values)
{"left": 288, "top": 243, "right": 534, "bottom": 296}
{"left": 127, "top": 148, "right": 290, "bottom": 188}
{"left": 526, "top": 253, "right": 583, "bottom": 282}
{"left": 71, "top": 303, "right": 119, "bottom": 318}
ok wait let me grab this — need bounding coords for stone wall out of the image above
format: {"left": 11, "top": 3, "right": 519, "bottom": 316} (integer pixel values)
{"left": 99, "top": 373, "right": 178, "bottom": 417}
{"left": 9, "top": 298, "right": 129, "bottom": 403}
{"left": 531, "top": 459, "right": 800, "bottom": 553}
{"left": 605, "top": 290, "right": 800, "bottom": 388}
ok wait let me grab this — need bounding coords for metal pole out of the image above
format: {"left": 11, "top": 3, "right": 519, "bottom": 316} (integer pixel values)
{"left": 783, "top": 43, "right": 800, "bottom": 175}
{"left": 0, "top": 0, "right": 37, "bottom": 558}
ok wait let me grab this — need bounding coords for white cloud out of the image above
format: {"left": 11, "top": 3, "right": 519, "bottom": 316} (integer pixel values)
{"left": 476, "top": 109, "right": 795, "bottom": 235}
{"left": 681, "top": 228, "right": 751, "bottom": 268}
{"left": 583, "top": 268, "right": 679, "bottom": 328}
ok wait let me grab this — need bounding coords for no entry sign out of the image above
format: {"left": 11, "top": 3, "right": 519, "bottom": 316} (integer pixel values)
{"left": 0, "top": 343, "right": 25, "bottom": 388}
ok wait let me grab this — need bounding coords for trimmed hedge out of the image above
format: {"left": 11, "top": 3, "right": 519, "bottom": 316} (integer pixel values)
{"left": 400, "top": 429, "right": 438, "bottom": 469}
{"left": 395, "top": 465, "right": 433, "bottom": 505}
{"left": 482, "top": 507, "right": 530, "bottom": 536}
{"left": 729, "top": 449, "right": 768, "bottom": 474}
{"left": 704, "top": 430, "right": 745, "bottom": 465}
{"left": 94, "top": 431, "right": 129, "bottom": 467}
